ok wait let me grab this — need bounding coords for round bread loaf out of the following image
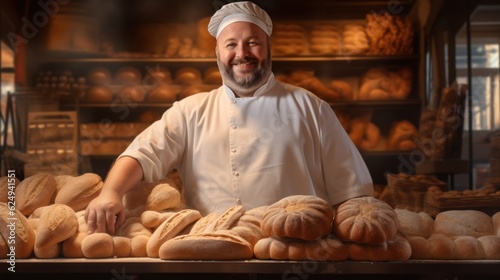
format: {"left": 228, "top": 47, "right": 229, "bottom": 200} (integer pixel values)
{"left": 88, "top": 67, "right": 112, "bottom": 85}
{"left": 117, "top": 86, "right": 147, "bottom": 103}
{"left": 35, "top": 203, "right": 78, "bottom": 258}
{"left": 332, "top": 196, "right": 398, "bottom": 244}
{"left": 253, "top": 235, "right": 348, "bottom": 261}
{"left": 130, "top": 235, "right": 149, "bottom": 257}
{"left": 159, "top": 230, "right": 253, "bottom": 260}
{"left": 140, "top": 210, "right": 176, "bottom": 229}
{"left": 229, "top": 213, "right": 265, "bottom": 246}
{"left": 113, "top": 236, "right": 131, "bottom": 257}
{"left": 83, "top": 86, "right": 113, "bottom": 103}
{"left": 145, "top": 179, "right": 183, "bottom": 211}
{"left": 146, "top": 85, "right": 178, "bottom": 103}
{"left": 478, "top": 235, "right": 500, "bottom": 259}
{"left": 261, "top": 195, "right": 334, "bottom": 241}
{"left": 116, "top": 217, "right": 152, "bottom": 238}
{"left": 144, "top": 66, "right": 172, "bottom": 86}
{"left": 81, "top": 233, "right": 114, "bottom": 258}
{"left": 407, "top": 234, "right": 458, "bottom": 259}
{"left": 0, "top": 203, "right": 36, "bottom": 258}
{"left": 175, "top": 67, "right": 202, "bottom": 85}
{"left": 434, "top": 210, "right": 494, "bottom": 238}
{"left": 62, "top": 232, "right": 86, "bottom": 258}
{"left": 15, "top": 173, "right": 57, "bottom": 216}
{"left": 146, "top": 209, "right": 201, "bottom": 258}
{"left": 115, "top": 67, "right": 142, "bottom": 85}
{"left": 395, "top": 209, "right": 434, "bottom": 238}
{"left": 55, "top": 173, "right": 103, "bottom": 212}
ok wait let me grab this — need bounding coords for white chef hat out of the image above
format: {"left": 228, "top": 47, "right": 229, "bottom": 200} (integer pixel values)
{"left": 208, "top": 1, "right": 273, "bottom": 38}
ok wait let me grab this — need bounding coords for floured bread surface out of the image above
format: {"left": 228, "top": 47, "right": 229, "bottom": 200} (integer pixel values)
{"left": 0, "top": 202, "right": 36, "bottom": 258}
{"left": 203, "top": 205, "right": 245, "bottom": 232}
{"left": 16, "top": 173, "right": 57, "bottom": 215}
{"left": 332, "top": 196, "right": 398, "bottom": 244}
{"left": 159, "top": 230, "right": 253, "bottom": 260}
{"left": 55, "top": 173, "right": 103, "bottom": 212}
{"left": 434, "top": 210, "right": 494, "bottom": 238}
{"left": 261, "top": 195, "right": 334, "bottom": 241}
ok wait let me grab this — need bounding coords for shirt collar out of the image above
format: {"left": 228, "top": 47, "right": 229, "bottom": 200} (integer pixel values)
{"left": 223, "top": 73, "right": 276, "bottom": 101}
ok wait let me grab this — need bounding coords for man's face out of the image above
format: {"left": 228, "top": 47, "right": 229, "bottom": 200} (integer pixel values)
{"left": 216, "top": 22, "right": 271, "bottom": 95}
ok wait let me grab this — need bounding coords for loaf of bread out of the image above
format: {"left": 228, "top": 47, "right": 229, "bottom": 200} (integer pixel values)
{"left": 113, "top": 236, "right": 131, "bottom": 258}
{"left": 123, "top": 181, "right": 156, "bottom": 211}
{"left": 130, "top": 235, "right": 150, "bottom": 257}
{"left": 332, "top": 197, "right": 398, "bottom": 244}
{"left": 144, "top": 66, "right": 172, "bottom": 86}
{"left": 0, "top": 176, "right": 20, "bottom": 203}
{"left": 254, "top": 234, "right": 349, "bottom": 261}
{"left": 116, "top": 217, "right": 152, "bottom": 238}
{"left": 116, "top": 86, "right": 147, "bottom": 103}
{"left": 88, "top": 67, "right": 112, "bottom": 85}
{"left": 229, "top": 213, "right": 265, "bottom": 246}
{"left": 145, "top": 178, "right": 183, "bottom": 211}
{"left": 493, "top": 212, "right": 500, "bottom": 236}
{"left": 189, "top": 212, "right": 219, "bottom": 234}
{"left": 386, "top": 120, "right": 418, "bottom": 151}
{"left": 34, "top": 204, "right": 78, "bottom": 258}
{"left": 204, "top": 67, "right": 222, "bottom": 85}
{"left": 115, "top": 67, "right": 142, "bottom": 85}
{"left": 434, "top": 210, "right": 494, "bottom": 238}
{"left": 0, "top": 203, "right": 36, "bottom": 258}
{"left": 146, "top": 209, "right": 201, "bottom": 258}
{"left": 159, "top": 230, "right": 253, "bottom": 260}
{"left": 395, "top": 209, "right": 434, "bottom": 238}
{"left": 62, "top": 232, "right": 86, "bottom": 258}
{"left": 81, "top": 233, "right": 114, "bottom": 258}
{"left": 83, "top": 86, "right": 114, "bottom": 103}
{"left": 55, "top": 173, "right": 103, "bottom": 212}
{"left": 175, "top": 67, "right": 202, "bottom": 85}
{"left": 348, "top": 233, "right": 412, "bottom": 261}
{"left": 140, "top": 210, "right": 176, "bottom": 229}
{"left": 15, "top": 173, "right": 57, "bottom": 216}
{"left": 146, "top": 85, "right": 178, "bottom": 103}
{"left": 262, "top": 195, "right": 334, "bottom": 241}
{"left": 477, "top": 235, "right": 500, "bottom": 259}
{"left": 203, "top": 205, "right": 245, "bottom": 233}
{"left": 408, "top": 234, "right": 457, "bottom": 259}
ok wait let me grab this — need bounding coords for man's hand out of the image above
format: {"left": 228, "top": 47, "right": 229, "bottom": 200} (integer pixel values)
{"left": 85, "top": 189, "right": 126, "bottom": 235}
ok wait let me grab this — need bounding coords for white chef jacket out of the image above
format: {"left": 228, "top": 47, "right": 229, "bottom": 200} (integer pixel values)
{"left": 120, "top": 73, "right": 373, "bottom": 215}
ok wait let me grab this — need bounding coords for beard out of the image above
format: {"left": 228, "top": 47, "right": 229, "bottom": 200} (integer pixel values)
{"left": 217, "top": 50, "right": 272, "bottom": 95}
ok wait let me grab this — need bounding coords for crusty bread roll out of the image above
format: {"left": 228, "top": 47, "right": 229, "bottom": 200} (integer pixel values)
{"left": 434, "top": 210, "right": 494, "bottom": 238}
{"left": 262, "top": 195, "right": 334, "bottom": 241}
{"left": 453, "top": 235, "right": 484, "bottom": 260}
{"left": 115, "top": 67, "right": 142, "bottom": 85}
{"left": 159, "top": 230, "right": 253, "bottom": 260}
{"left": 123, "top": 181, "right": 156, "bottom": 210}
{"left": 130, "top": 235, "right": 149, "bottom": 257}
{"left": 15, "top": 173, "right": 57, "bottom": 216}
{"left": 332, "top": 197, "right": 398, "bottom": 244}
{"left": 395, "top": 209, "right": 434, "bottom": 238}
{"left": 146, "top": 85, "right": 178, "bottom": 103}
{"left": 348, "top": 233, "right": 412, "bottom": 261}
{"left": 81, "top": 233, "right": 114, "bottom": 259}
{"left": 116, "top": 86, "right": 147, "bottom": 103}
{"left": 144, "top": 67, "right": 172, "bottom": 86}
{"left": 145, "top": 179, "right": 183, "bottom": 211}
{"left": 0, "top": 203, "right": 36, "bottom": 258}
{"left": 146, "top": 209, "right": 201, "bottom": 258}
{"left": 53, "top": 175, "right": 73, "bottom": 203}
{"left": 113, "top": 236, "right": 131, "bottom": 258}
{"left": 175, "top": 67, "right": 202, "bottom": 85}
{"left": 83, "top": 86, "right": 114, "bottom": 103}
{"left": 203, "top": 205, "right": 245, "bottom": 233}
{"left": 189, "top": 212, "right": 219, "bottom": 235}
{"left": 34, "top": 204, "right": 78, "bottom": 258}
{"left": 492, "top": 212, "right": 500, "bottom": 236}
{"left": 88, "top": 67, "right": 112, "bottom": 85}
{"left": 0, "top": 176, "right": 20, "bottom": 203}
{"left": 477, "top": 235, "right": 500, "bottom": 259}
{"left": 140, "top": 210, "right": 176, "bottom": 229}
{"left": 254, "top": 235, "right": 348, "bottom": 261}
{"left": 55, "top": 173, "right": 103, "bottom": 212}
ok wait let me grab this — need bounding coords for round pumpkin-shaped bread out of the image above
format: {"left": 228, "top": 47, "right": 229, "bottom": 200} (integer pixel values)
{"left": 261, "top": 195, "right": 334, "bottom": 241}
{"left": 332, "top": 196, "right": 398, "bottom": 244}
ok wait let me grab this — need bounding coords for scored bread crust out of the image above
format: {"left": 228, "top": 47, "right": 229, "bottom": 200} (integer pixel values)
{"left": 261, "top": 195, "right": 334, "bottom": 241}
{"left": 332, "top": 196, "right": 398, "bottom": 244}
{"left": 146, "top": 209, "right": 201, "bottom": 258}
{"left": 16, "top": 173, "right": 57, "bottom": 216}
{"left": 189, "top": 212, "right": 219, "bottom": 234}
{"left": 54, "top": 173, "right": 103, "bottom": 212}
{"left": 0, "top": 202, "right": 36, "bottom": 258}
{"left": 203, "top": 205, "right": 245, "bottom": 233}
{"left": 158, "top": 230, "right": 253, "bottom": 260}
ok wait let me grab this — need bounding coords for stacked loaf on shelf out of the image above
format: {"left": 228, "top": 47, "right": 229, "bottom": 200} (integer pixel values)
{"left": 2, "top": 171, "right": 500, "bottom": 261}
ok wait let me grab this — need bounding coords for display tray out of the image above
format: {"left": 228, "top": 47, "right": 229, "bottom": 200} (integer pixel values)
{"left": 2, "top": 259, "right": 500, "bottom": 275}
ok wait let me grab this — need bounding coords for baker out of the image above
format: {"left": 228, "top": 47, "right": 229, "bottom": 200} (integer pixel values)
{"left": 85, "top": 1, "right": 373, "bottom": 234}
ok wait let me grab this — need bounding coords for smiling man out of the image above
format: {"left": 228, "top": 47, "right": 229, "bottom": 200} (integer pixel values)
{"left": 85, "top": 1, "right": 373, "bottom": 235}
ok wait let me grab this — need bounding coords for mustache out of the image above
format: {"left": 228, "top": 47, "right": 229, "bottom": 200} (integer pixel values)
{"left": 230, "top": 57, "right": 258, "bottom": 65}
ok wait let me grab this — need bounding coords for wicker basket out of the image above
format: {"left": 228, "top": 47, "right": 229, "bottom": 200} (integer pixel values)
{"left": 386, "top": 173, "right": 448, "bottom": 212}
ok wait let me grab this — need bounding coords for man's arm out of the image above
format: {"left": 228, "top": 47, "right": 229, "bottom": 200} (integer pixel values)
{"left": 85, "top": 156, "right": 144, "bottom": 235}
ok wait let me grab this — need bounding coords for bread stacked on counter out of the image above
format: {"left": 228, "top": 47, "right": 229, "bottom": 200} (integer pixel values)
{"left": 2, "top": 172, "right": 500, "bottom": 261}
